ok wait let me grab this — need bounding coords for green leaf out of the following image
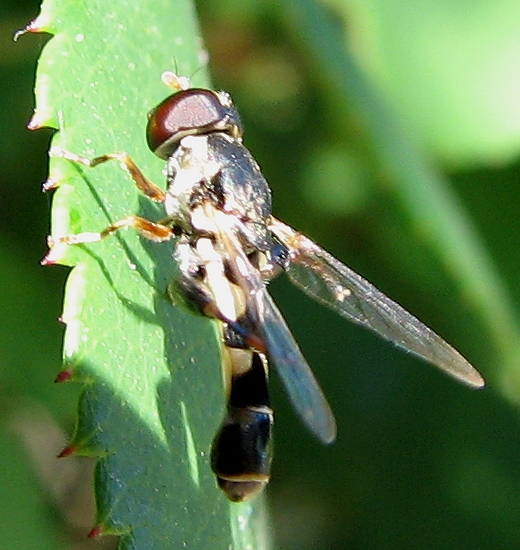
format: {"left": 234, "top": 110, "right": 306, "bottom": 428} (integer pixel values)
{"left": 34, "top": 0, "right": 270, "bottom": 547}
{"left": 331, "top": 0, "right": 520, "bottom": 165}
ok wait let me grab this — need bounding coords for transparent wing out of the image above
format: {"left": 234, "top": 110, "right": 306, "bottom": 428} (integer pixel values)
{"left": 215, "top": 211, "right": 337, "bottom": 443}
{"left": 270, "top": 218, "right": 485, "bottom": 389}
{"left": 250, "top": 286, "right": 337, "bottom": 443}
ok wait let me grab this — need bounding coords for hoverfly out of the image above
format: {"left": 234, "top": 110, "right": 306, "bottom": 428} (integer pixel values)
{"left": 47, "top": 72, "right": 485, "bottom": 502}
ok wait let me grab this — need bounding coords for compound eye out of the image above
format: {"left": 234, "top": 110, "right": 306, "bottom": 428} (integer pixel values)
{"left": 146, "top": 89, "right": 227, "bottom": 159}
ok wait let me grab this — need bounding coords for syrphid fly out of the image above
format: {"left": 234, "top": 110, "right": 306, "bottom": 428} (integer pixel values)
{"left": 47, "top": 72, "right": 485, "bottom": 502}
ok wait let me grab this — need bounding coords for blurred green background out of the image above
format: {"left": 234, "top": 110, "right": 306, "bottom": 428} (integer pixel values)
{"left": 3, "top": 0, "right": 520, "bottom": 548}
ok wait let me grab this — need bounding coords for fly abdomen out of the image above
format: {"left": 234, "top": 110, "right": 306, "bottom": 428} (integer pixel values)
{"left": 211, "top": 351, "right": 273, "bottom": 502}
{"left": 211, "top": 404, "right": 273, "bottom": 502}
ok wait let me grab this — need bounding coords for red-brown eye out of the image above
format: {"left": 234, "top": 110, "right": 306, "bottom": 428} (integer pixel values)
{"left": 146, "top": 89, "right": 241, "bottom": 159}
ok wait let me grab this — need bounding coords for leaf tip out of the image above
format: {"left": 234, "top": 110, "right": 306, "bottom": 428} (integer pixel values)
{"left": 27, "top": 112, "right": 46, "bottom": 131}
{"left": 55, "top": 367, "right": 74, "bottom": 383}
{"left": 58, "top": 443, "right": 79, "bottom": 458}
{"left": 42, "top": 177, "right": 60, "bottom": 192}
{"left": 41, "top": 252, "right": 56, "bottom": 266}
{"left": 15, "top": 9, "right": 55, "bottom": 38}
{"left": 41, "top": 254, "right": 54, "bottom": 266}
{"left": 87, "top": 525, "right": 104, "bottom": 539}
{"left": 13, "top": 19, "right": 42, "bottom": 42}
{"left": 41, "top": 238, "right": 68, "bottom": 265}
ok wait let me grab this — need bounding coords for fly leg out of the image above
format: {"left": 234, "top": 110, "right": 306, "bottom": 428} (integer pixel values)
{"left": 49, "top": 147, "right": 166, "bottom": 201}
{"left": 44, "top": 215, "right": 176, "bottom": 264}
{"left": 51, "top": 216, "right": 175, "bottom": 246}
{"left": 44, "top": 148, "right": 174, "bottom": 263}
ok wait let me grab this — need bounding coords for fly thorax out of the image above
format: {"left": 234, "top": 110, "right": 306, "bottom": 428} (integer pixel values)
{"left": 164, "top": 135, "right": 221, "bottom": 221}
